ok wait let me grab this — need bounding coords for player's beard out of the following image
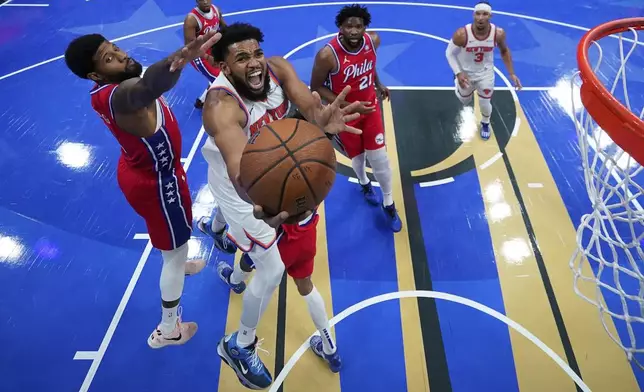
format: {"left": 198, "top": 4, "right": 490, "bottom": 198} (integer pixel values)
{"left": 231, "top": 71, "right": 271, "bottom": 101}
{"left": 115, "top": 59, "right": 144, "bottom": 83}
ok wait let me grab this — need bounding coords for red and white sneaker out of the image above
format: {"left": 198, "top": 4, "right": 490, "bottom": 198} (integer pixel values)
{"left": 147, "top": 308, "right": 198, "bottom": 349}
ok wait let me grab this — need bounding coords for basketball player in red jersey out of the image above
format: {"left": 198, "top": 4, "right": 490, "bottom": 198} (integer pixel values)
{"left": 183, "top": 0, "right": 226, "bottom": 109}
{"left": 201, "top": 22, "right": 361, "bottom": 389}
{"left": 64, "top": 31, "right": 221, "bottom": 349}
{"left": 445, "top": 1, "right": 521, "bottom": 140}
{"left": 310, "top": 4, "right": 402, "bottom": 232}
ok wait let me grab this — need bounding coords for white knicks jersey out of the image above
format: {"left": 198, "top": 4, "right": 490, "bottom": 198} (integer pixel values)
{"left": 202, "top": 67, "right": 291, "bottom": 165}
{"left": 457, "top": 23, "right": 497, "bottom": 76}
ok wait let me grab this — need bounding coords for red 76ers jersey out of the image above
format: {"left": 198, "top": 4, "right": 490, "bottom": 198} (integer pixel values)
{"left": 326, "top": 33, "right": 378, "bottom": 105}
{"left": 189, "top": 6, "right": 221, "bottom": 37}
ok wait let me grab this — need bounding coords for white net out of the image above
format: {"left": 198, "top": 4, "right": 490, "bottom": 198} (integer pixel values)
{"left": 570, "top": 25, "right": 644, "bottom": 368}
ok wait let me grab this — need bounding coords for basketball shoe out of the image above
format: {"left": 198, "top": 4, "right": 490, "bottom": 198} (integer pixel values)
{"left": 217, "top": 332, "right": 272, "bottom": 389}
{"left": 148, "top": 307, "right": 198, "bottom": 349}
{"left": 216, "top": 261, "right": 247, "bottom": 294}
{"left": 197, "top": 208, "right": 237, "bottom": 254}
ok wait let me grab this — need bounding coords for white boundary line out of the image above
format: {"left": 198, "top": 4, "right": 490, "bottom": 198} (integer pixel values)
{"left": 388, "top": 86, "right": 552, "bottom": 91}
{"left": 0, "top": 1, "right": 636, "bottom": 82}
{"left": 0, "top": 0, "right": 11, "bottom": 6}
{"left": 420, "top": 177, "right": 455, "bottom": 187}
{"left": 268, "top": 290, "right": 591, "bottom": 392}
{"left": 2, "top": 3, "right": 49, "bottom": 6}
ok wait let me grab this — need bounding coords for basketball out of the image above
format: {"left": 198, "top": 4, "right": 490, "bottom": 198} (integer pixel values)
{"left": 239, "top": 118, "right": 337, "bottom": 222}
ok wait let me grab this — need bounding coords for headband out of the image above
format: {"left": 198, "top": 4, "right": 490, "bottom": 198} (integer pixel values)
{"left": 474, "top": 3, "right": 492, "bottom": 13}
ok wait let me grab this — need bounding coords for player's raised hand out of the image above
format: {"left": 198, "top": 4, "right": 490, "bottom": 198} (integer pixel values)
{"left": 169, "top": 30, "right": 222, "bottom": 72}
{"left": 312, "top": 86, "right": 364, "bottom": 135}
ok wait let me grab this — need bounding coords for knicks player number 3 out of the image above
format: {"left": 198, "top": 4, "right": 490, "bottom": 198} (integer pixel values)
{"left": 474, "top": 52, "right": 484, "bottom": 63}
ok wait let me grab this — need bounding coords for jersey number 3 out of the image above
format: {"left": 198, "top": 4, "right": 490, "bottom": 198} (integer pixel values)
{"left": 474, "top": 53, "right": 484, "bottom": 63}
{"left": 359, "top": 74, "right": 373, "bottom": 90}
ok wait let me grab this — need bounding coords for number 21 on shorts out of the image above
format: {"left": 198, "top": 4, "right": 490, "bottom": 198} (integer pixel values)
{"left": 359, "top": 74, "right": 373, "bottom": 90}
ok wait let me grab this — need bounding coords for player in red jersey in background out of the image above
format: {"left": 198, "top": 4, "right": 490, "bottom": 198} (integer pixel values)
{"left": 183, "top": 0, "right": 226, "bottom": 109}
{"left": 310, "top": 4, "right": 402, "bottom": 232}
{"left": 64, "top": 30, "right": 220, "bottom": 349}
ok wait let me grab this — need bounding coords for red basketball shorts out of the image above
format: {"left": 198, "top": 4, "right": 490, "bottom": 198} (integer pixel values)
{"left": 117, "top": 159, "right": 193, "bottom": 251}
{"left": 190, "top": 56, "right": 220, "bottom": 83}
{"left": 336, "top": 100, "right": 385, "bottom": 159}
{"left": 277, "top": 213, "right": 319, "bottom": 279}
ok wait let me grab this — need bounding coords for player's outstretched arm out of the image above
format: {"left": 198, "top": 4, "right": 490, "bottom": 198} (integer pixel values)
{"left": 496, "top": 28, "right": 522, "bottom": 90}
{"left": 268, "top": 56, "right": 363, "bottom": 135}
{"left": 111, "top": 31, "right": 221, "bottom": 116}
{"left": 202, "top": 90, "right": 251, "bottom": 203}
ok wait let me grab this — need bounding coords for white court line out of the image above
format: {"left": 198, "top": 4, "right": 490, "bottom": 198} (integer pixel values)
{"left": 0, "top": 1, "right": 637, "bottom": 82}
{"left": 268, "top": 290, "right": 591, "bottom": 392}
{"left": 0, "top": 0, "right": 11, "bottom": 6}
{"left": 479, "top": 152, "right": 503, "bottom": 170}
{"left": 528, "top": 183, "right": 544, "bottom": 188}
{"left": 77, "top": 130, "right": 206, "bottom": 391}
{"left": 388, "top": 86, "right": 551, "bottom": 91}
{"left": 3, "top": 3, "right": 49, "bottom": 6}
{"left": 73, "top": 351, "right": 97, "bottom": 361}
{"left": 348, "top": 177, "right": 380, "bottom": 187}
{"left": 420, "top": 177, "right": 454, "bottom": 187}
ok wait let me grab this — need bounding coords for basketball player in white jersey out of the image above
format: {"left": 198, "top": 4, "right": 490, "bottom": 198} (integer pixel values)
{"left": 445, "top": 1, "right": 521, "bottom": 140}
{"left": 200, "top": 22, "right": 362, "bottom": 389}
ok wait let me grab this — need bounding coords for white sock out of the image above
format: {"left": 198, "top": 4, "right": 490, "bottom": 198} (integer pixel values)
{"left": 230, "top": 259, "right": 251, "bottom": 285}
{"left": 160, "top": 305, "right": 179, "bottom": 335}
{"left": 479, "top": 96, "right": 493, "bottom": 124}
{"left": 159, "top": 243, "right": 189, "bottom": 335}
{"left": 304, "top": 286, "right": 336, "bottom": 354}
{"left": 351, "top": 153, "right": 369, "bottom": 185}
{"left": 237, "top": 321, "right": 257, "bottom": 348}
{"left": 211, "top": 208, "right": 227, "bottom": 233}
{"left": 366, "top": 148, "right": 394, "bottom": 207}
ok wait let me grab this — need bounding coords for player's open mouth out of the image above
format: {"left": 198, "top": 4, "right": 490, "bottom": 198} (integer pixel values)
{"left": 349, "top": 38, "right": 360, "bottom": 45}
{"left": 247, "top": 70, "right": 263, "bottom": 90}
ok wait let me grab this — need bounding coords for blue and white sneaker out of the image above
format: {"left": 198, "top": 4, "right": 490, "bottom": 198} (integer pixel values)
{"left": 197, "top": 211, "right": 237, "bottom": 254}
{"left": 383, "top": 203, "right": 402, "bottom": 233}
{"left": 217, "top": 332, "right": 272, "bottom": 390}
{"left": 310, "top": 335, "right": 342, "bottom": 373}
{"left": 480, "top": 122, "right": 491, "bottom": 140}
{"left": 360, "top": 181, "right": 380, "bottom": 206}
{"left": 216, "top": 261, "right": 246, "bottom": 294}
